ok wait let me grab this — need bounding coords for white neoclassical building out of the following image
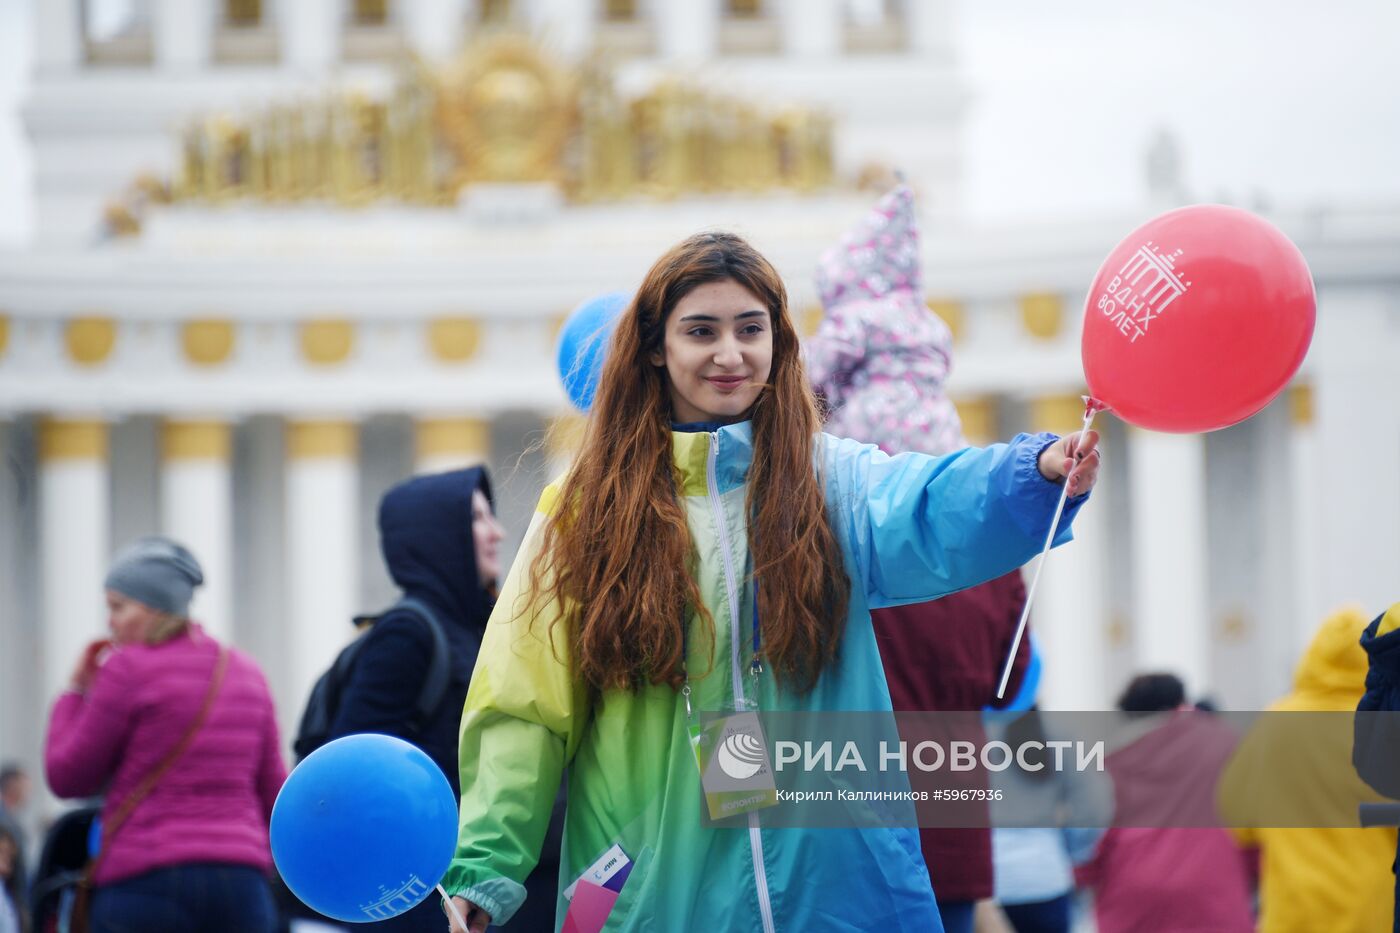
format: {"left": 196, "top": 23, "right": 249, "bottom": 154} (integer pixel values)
{"left": 2, "top": 0, "right": 1399, "bottom": 814}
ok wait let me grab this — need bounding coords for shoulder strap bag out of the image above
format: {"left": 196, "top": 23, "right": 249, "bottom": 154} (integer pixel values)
{"left": 69, "top": 645, "right": 230, "bottom": 933}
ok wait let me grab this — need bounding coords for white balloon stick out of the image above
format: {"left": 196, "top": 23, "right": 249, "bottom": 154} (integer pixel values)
{"left": 995, "top": 401, "right": 1101, "bottom": 700}
{"left": 439, "top": 883, "right": 471, "bottom": 931}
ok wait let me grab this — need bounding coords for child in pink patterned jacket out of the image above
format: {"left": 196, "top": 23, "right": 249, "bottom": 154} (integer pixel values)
{"left": 807, "top": 184, "right": 965, "bottom": 456}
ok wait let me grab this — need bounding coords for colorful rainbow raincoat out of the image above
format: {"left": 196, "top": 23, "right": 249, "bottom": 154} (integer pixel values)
{"left": 443, "top": 423, "right": 1084, "bottom": 932}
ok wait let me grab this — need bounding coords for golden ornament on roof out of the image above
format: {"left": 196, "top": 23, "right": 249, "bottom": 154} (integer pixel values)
{"left": 435, "top": 35, "right": 573, "bottom": 189}
{"left": 130, "top": 34, "right": 838, "bottom": 224}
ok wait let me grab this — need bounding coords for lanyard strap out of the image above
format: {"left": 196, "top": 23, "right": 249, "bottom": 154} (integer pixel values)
{"left": 681, "top": 580, "right": 761, "bottom": 715}
{"left": 750, "top": 585, "right": 762, "bottom": 674}
{"left": 680, "top": 588, "right": 761, "bottom": 675}
{"left": 748, "top": 532, "right": 762, "bottom": 673}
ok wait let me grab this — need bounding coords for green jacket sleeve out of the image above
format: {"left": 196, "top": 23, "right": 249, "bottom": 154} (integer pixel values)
{"left": 442, "top": 490, "right": 591, "bottom": 925}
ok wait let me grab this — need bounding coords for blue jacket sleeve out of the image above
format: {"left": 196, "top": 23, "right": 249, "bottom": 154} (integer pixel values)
{"left": 823, "top": 431, "right": 1087, "bottom": 609}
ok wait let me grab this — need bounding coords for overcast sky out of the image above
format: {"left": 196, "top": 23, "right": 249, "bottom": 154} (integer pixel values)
{"left": 2, "top": 0, "right": 1398, "bottom": 245}
{"left": 955, "top": 0, "right": 1400, "bottom": 222}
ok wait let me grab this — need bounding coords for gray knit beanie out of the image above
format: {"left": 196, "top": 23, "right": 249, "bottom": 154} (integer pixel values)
{"left": 103, "top": 536, "right": 204, "bottom": 618}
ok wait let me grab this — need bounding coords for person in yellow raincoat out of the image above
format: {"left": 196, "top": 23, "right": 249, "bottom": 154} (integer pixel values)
{"left": 1220, "top": 606, "right": 1397, "bottom": 932}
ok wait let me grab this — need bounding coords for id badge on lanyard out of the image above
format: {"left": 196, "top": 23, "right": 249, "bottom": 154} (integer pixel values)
{"left": 687, "top": 701, "right": 779, "bottom": 820}
{"left": 682, "top": 582, "right": 778, "bottom": 821}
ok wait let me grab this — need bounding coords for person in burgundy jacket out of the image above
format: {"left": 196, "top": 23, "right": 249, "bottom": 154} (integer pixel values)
{"left": 807, "top": 186, "right": 1052, "bottom": 933}
{"left": 1074, "top": 673, "right": 1254, "bottom": 933}
{"left": 44, "top": 536, "right": 287, "bottom": 933}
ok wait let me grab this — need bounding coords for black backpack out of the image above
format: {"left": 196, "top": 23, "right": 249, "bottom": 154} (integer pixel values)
{"left": 292, "top": 596, "right": 451, "bottom": 762}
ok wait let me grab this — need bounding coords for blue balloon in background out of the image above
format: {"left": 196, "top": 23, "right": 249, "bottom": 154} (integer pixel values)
{"left": 557, "top": 291, "right": 629, "bottom": 412}
{"left": 271, "top": 734, "right": 458, "bottom": 923}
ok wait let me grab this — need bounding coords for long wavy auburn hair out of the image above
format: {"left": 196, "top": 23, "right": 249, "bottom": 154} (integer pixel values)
{"left": 527, "top": 232, "right": 851, "bottom": 695}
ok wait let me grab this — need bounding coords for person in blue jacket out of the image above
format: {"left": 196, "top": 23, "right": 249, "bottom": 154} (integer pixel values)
{"left": 444, "top": 232, "right": 1101, "bottom": 933}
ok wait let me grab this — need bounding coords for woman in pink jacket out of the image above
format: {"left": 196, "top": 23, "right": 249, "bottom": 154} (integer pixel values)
{"left": 44, "top": 536, "right": 287, "bottom": 933}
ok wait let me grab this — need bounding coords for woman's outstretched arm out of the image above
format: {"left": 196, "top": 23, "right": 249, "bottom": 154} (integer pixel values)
{"left": 824, "top": 431, "right": 1098, "bottom": 610}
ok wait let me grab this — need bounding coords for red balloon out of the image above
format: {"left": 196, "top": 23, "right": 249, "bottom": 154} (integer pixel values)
{"left": 1081, "top": 204, "right": 1315, "bottom": 433}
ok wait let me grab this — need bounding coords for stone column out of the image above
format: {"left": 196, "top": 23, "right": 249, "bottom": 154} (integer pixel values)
{"left": 39, "top": 419, "right": 110, "bottom": 706}
{"left": 0, "top": 418, "right": 41, "bottom": 823}
{"left": 1311, "top": 292, "right": 1400, "bottom": 621}
{"left": 414, "top": 416, "right": 490, "bottom": 474}
{"left": 285, "top": 420, "right": 359, "bottom": 716}
{"left": 0, "top": 421, "right": 18, "bottom": 759}
{"left": 1128, "top": 427, "right": 1210, "bottom": 697}
{"left": 1288, "top": 385, "right": 1323, "bottom": 657}
{"left": 160, "top": 420, "right": 233, "bottom": 640}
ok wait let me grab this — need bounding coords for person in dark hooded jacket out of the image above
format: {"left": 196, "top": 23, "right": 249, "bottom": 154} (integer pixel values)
{"left": 1355, "top": 601, "right": 1400, "bottom": 933}
{"left": 330, "top": 467, "right": 500, "bottom": 796}
{"left": 328, "top": 467, "right": 561, "bottom": 932}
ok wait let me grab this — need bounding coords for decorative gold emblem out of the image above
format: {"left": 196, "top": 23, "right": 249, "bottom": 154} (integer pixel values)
{"left": 39, "top": 420, "right": 109, "bottom": 462}
{"left": 927, "top": 299, "right": 964, "bottom": 343}
{"left": 427, "top": 318, "right": 482, "bottom": 363}
{"left": 131, "top": 35, "right": 837, "bottom": 221}
{"left": 300, "top": 319, "right": 355, "bottom": 366}
{"left": 1020, "top": 293, "right": 1064, "bottom": 340}
{"left": 1290, "top": 383, "right": 1314, "bottom": 426}
{"left": 436, "top": 36, "right": 573, "bottom": 189}
{"left": 182, "top": 319, "right": 236, "bottom": 367}
{"left": 65, "top": 317, "right": 117, "bottom": 366}
{"left": 951, "top": 396, "right": 997, "bottom": 446}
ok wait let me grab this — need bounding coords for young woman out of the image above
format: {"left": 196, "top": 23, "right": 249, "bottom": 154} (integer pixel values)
{"left": 444, "top": 233, "right": 1099, "bottom": 933}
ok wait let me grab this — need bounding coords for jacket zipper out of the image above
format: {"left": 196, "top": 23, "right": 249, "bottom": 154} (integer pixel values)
{"left": 707, "top": 432, "right": 777, "bottom": 933}
{"left": 707, "top": 433, "right": 745, "bottom": 702}
{"left": 749, "top": 813, "right": 776, "bottom": 933}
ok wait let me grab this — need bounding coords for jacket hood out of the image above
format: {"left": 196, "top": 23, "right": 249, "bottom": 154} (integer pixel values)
{"left": 816, "top": 183, "right": 921, "bottom": 311}
{"left": 378, "top": 466, "right": 493, "bottom": 630}
{"left": 808, "top": 183, "right": 963, "bottom": 455}
{"left": 1291, "top": 605, "right": 1371, "bottom": 701}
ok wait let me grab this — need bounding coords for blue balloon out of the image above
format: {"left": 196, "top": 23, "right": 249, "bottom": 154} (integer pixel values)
{"left": 557, "top": 291, "right": 629, "bottom": 412}
{"left": 271, "top": 734, "right": 458, "bottom": 923}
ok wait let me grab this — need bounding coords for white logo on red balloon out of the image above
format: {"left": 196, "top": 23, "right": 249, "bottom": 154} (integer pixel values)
{"left": 716, "top": 730, "right": 768, "bottom": 780}
{"left": 1095, "top": 241, "right": 1193, "bottom": 344}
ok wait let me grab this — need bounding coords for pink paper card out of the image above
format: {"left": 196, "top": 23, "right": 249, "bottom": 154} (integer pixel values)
{"left": 560, "top": 879, "right": 620, "bottom": 933}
